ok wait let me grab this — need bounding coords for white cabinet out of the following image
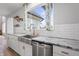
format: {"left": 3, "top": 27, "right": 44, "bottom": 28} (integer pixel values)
{"left": 12, "top": 36, "right": 19, "bottom": 53}
{"left": 24, "top": 43, "right": 32, "bottom": 56}
{"left": 9, "top": 35, "right": 14, "bottom": 49}
{"left": 18, "top": 41, "right": 25, "bottom": 56}
{"left": 7, "top": 35, "right": 10, "bottom": 47}
{"left": 53, "top": 52, "right": 62, "bottom": 56}
{"left": 7, "top": 35, "right": 19, "bottom": 53}
{"left": 7, "top": 35, "right": 14, "bottom": 49}
{"left": 18, "top": 41, "right": 32, "bottom": 56}
{"left": 53, "top": 45, "right": 79, "bottom": 56}
{"left": 7, "top": 34, "right": 32, "bottom": 56}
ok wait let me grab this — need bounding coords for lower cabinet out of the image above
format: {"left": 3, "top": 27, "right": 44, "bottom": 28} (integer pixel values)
{"left": 53, "top": 52, "right": 62, "bottom": 56}
{"left": 7, "top": 35, "right": 79, "bottom": 56}
{"left": 53, "top": 45, "right": 79, "bottom": 56}
{"left": 7, "top": 34, "right": 32, "bottom": 56}
{"left": 7, "top": 35, "right": 19, "bottom": 54}
{"left": 7, "top": 35, "right": 16, "bottom": 49}
{"left": 18, "top": 41, "right": 32, "bottom": 56}
{"left": 7, "top": 35, "right": 13, "bottom": 48}
{"left": 24, "top": 43, "right": 32, "bottom": 56}
{"left": 12, "top": 36, "right": 19, "bottom": 53}
{"left": 18, "top": 41, "right": 25, "bottom": 56}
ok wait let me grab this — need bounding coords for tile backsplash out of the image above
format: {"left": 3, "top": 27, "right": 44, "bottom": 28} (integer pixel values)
{"left": 39, "top": 23, "right": 79, "bottom": 40}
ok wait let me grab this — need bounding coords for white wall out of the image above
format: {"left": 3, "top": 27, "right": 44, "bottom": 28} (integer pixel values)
{"left": 40, "top": 24, "right": 79, "bottom": 40}
{"left": 54, "top": 3, "right": 79, "bottom": 24}
{"left": 9, "top": 7, "right": 26, "bottom": 34}
{"left": 39, "top": 3, "right": 79, "bottom": 40}
{"left": 10, "top": 7, "right": 25, "bottom": 18}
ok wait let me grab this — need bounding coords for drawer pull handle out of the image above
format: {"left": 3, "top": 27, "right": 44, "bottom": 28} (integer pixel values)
{"left": 61, "top": 51, "right": 69, "bottom": 55}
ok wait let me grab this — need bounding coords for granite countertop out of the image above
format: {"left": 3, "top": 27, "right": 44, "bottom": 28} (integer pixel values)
{"left": 32, "top": 36, "right": 79, "bottom": 51}
{"left": 7, "top": 33, "right": 27, "bottom": 37}
{"left": 7, "top": 34, "right": 79, "bottom": 51}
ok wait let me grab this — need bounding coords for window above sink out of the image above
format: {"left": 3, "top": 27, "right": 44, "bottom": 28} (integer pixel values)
{"left": 25, "top": 3, "right": 54, "bottom": 31}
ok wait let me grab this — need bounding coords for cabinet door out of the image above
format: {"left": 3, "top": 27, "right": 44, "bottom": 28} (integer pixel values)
{"left": 8, "top": 35, "right": 14, "bottom": 49}
{"left": 7, "top": 35, "right": 11, "bottom": 47}
{"left": 12, "top": 36, "right": 19, "bottom": 53}
{"left": 7, "top": 35, "right": 10, "bottom": 47}
{"left": 53, "top": 45, "right": 79, "bottom": 56}
{"left": 53, "top": 52, "right": 62, "bottom": 56}
{"left": 7, "top": 35, "right": 19, "bottom": 53}
{"left": 18, "top": 41, "right": 25, "bottom": 56}
{"left": 24, "top": 43, "right": 32, "bottom": 56}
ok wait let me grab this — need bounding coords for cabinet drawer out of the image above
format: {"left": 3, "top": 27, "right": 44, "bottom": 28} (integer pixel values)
{"left": 53, "top": 52, "right": 63, "bottom": 56}
{"left": 53, "top": 45, "right": 79, "bottom": 56}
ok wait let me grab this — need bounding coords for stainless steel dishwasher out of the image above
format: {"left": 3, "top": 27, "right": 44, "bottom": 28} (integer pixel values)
{"left": 32, "top": 41, "right": 52, "bottom": 56}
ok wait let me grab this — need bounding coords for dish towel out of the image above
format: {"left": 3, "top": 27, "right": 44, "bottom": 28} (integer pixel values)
{"left": 0, "top": 36, "right": 7, "bottom": 56}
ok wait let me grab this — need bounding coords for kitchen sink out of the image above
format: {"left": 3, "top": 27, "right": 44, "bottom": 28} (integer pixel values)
{"left": 23, "top": 35, "right": 32, "bottom": 38}
{"left": 23, "top": 35, "right": 37, "bottom": 38}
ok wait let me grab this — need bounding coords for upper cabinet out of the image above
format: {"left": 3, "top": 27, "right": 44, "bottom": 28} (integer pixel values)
{"left": 24, "top": 3, "right": 54, "bottom": 31}
{"left": 7, "top": 17, "right": 14, "bottom": 34}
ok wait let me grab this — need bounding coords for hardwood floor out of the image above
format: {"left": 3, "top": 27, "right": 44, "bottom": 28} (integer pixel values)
{"left": 4, "top": 48, "right": 20, "bottom": 56}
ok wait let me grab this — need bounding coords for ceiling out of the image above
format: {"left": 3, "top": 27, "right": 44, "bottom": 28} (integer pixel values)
{"left": 0, "top": 3, "right": 23, "bottom": 16}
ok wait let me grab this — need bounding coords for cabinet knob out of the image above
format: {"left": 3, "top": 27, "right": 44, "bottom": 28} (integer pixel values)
{"left": 61, "top": 51, "right": 69, "bottom": 55}
{"left": 23, "top": 46, "right": 25, "bottom": 50}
